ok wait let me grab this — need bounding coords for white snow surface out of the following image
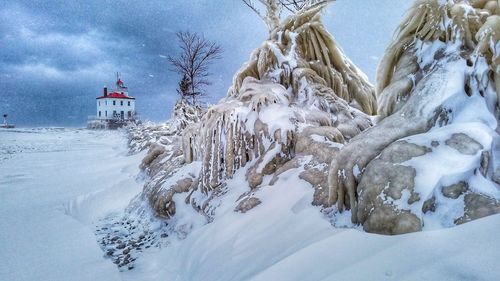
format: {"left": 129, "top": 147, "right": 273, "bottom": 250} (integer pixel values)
{"left": 126, "top": 163, "right": 500, "bottom": 281}
{"left": 1, "top": 128, "right": 500, "bottom": 281}
{"left": 0, "top": 128, "right": 145, "bottom": 281}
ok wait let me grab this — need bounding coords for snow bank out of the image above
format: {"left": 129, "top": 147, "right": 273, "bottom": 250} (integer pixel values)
{"left": 0, "top": 128, "right": 144, "bottom": 281}
{"left": 120, "top": 160, "right": 500, "bottom": 281}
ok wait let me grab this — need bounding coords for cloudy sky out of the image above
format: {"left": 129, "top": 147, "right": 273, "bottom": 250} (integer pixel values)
{"left": 0, "top": 0, "right": 411, "bottom": 126}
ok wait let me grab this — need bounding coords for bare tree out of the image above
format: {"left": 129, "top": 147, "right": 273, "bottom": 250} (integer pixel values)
{"left": 168, "top": 31, "right": 222, "bottom": 105}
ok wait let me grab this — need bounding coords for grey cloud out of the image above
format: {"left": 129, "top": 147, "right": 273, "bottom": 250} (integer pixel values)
{"left": 0, "top": 0, "right": 410, "bottom": 127}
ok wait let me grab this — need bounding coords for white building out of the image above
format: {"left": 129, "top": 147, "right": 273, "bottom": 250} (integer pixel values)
{"left": 96, "top": 76, "right": 136, "bottom": 120}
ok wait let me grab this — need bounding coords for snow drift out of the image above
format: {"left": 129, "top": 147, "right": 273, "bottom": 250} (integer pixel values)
{"left": 93, "top": 0, "right": 500, "bottom": 274}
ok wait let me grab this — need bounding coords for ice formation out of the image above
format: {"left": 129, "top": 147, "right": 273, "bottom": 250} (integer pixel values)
{"left": 176, "top": 2, "right": 375, "bottom": 218}
{"left": 104, "top": 2, "right": 500, "bottom": 260}
{"left": 328, "top": 0, "right": 500, "bottom": 234}
{"left": 128, "top": 99, "right": 203, "bottom": 153}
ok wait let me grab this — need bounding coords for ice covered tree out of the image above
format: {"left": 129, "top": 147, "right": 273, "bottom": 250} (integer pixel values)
{"left": 131, "top": 0, "right": 499, "bottom": 238}
{"left": 137, "top": 0, "right": 378, "bottom": 221}
{"left": 177, "top": 0, "right": 376, "bottom": 215}
{"left": 327, "top": 0, "right": 500, "bottom": 234}
{"left": 168, "top": 31, "right": 222, "bottom": 105}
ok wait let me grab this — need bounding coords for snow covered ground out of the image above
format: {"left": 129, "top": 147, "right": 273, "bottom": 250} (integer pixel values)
{"left": 126, "top": 166, "right": 500, "bottom": 281}
{"left": 1, "top": 128, "right": 499, "bottom": 281}
{"left": 0, "top": 128, "right": 144, "bottom": 281}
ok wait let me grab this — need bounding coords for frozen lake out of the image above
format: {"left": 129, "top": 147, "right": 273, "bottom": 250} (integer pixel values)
{"left": 0, "top": 128, "right": 144, "bottom": 281}
{"left": 1, "top": 128, "right": 500, "bottom": 281}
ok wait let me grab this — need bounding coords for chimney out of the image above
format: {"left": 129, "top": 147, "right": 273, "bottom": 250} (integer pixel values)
{"left": 104, "top": 86, "right": 108, "bottom": 97}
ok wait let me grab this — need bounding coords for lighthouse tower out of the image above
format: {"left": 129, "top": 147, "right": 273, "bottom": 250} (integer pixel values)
{"left": 96, "top": 73, "right": 136, "bottom": 121}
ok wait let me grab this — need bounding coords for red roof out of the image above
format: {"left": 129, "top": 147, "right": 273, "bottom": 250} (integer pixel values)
{"left": 96, "top": 92, "right": 135, "bottom": 99}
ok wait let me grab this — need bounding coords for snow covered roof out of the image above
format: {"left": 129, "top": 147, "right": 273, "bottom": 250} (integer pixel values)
{"left": 96, "top": 92, "right": 135, "bottom": 99}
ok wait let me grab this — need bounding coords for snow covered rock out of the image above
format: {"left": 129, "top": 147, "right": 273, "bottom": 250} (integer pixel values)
{"left": 329, "top": 0, "right": 500, "bottom": 234}
{"left": 358, "top": 127, "right": 500, "bottom": 234}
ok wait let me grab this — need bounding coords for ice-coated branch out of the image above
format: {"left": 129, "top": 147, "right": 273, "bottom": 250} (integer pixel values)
{"left": 279, "top": 0, "right": 335, "bottom": 12}
{"left": 241, "top": 0, "right": 282, "bottom": 32}
{"left": 242, "top": 0, "right": 335, "bottom": 33}
{"left": 242, "top": 0, "right": 266, "bottom": 21}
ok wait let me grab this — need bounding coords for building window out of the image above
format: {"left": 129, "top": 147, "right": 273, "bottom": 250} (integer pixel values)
{"left": 99, "top": 111, "right": 101, "bottom": 117}
{"left": 99, "top": 101, "right": 100, "bottom": 106}
{"left": 113, "top": 110, "right": 117, "bottom": 118}
{"left": 120, "top": 101, "right": 123, "bottom": 106}
{"left": 128, "top": 101, "right": 130, "bottom": 106}
{"left": 113, "top": 101, "right": 116, "bottom": 106}
{"left": 105, "top": 100, "right": 107, "bottom": 105}
{"left": 105, "top": 111, "right": 107, "bottom": 117}
{"left": 120, "top": 111, "right": 124, "bottom": 119}
{"left": 128, "top": 111, "right": 131, "bottom": 118}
